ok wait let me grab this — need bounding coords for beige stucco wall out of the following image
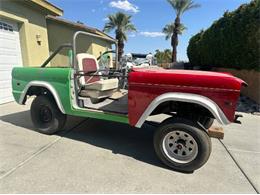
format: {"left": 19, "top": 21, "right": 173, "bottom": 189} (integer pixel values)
{"left": 215, "top": 68, "right": 260, "bottom": 104}
{"left": 46, "top": 20, "right": 112, "bottom": 67}
{"left": 0, "top": 1, "right": 50, "bottom": 66}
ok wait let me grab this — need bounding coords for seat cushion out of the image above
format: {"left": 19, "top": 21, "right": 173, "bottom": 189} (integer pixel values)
{"left": 84, "top": 78, "right": 119, "bottom": 91}
{"left": 79, "top": 89, "right": 117, "bottom": 99}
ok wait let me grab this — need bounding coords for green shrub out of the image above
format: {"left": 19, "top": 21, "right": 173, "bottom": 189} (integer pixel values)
{"left": 187, "top": 0, "right": 260, "bottom": 71}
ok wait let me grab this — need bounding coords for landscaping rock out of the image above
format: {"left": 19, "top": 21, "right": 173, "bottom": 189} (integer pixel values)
{"left": 236, "top": 95, "right": 260, "bottom": 115}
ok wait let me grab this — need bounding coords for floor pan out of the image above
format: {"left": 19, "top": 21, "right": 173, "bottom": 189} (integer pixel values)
{"left": 83, "top": 94, "right": 128, "bottom": 114}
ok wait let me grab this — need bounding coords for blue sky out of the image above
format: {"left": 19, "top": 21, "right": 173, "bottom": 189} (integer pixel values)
{"left": 49, "top": 0, "right": 251, "bottom": 61}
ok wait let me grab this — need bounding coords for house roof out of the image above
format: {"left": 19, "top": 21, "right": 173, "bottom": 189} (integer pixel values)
{"left": 46, "top": 15, "right": 116, "bottom": 42}
{"left": 26, "top": 0, "right": 63, "bottom": 16}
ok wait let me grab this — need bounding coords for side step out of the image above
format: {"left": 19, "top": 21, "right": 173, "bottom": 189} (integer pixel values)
{"left": 208, "top": 126, "right": 224, "bottom": 139}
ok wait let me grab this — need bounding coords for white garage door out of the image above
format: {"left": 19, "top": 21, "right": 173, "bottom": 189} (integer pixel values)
{"left": 0, "top": 19, "right": 23, "bottom": 104}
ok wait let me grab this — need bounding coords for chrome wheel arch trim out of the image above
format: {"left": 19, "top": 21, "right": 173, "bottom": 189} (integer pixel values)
{"left": 135, "top": 92, "right": 230, "bottom": 128}
{"left": 18, "top": 81, "right": 66, "bottom": 114}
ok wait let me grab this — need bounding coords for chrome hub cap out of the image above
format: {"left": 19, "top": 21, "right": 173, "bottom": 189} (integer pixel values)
{"left": 162, "top": 130, "right": 198, "bottom": 163}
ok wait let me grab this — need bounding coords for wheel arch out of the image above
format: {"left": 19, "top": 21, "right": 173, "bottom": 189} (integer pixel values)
{"left": 19, "top": 81, "right": 66, "bottom": 114}
{"left": 135, "top": 92, "right": 230, "bottom": 128}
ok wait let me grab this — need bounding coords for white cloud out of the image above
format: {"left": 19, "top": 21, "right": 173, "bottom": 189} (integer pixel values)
{"left": 126, "top": 32, "right": 165, "bottom": 38}
{"left": 91, "top": 9, "right": 96, "bottom": 13}
{"left": 139, "top": 31, "right": 164, "bottom": 38}
{"left": 128, "top": 33, "right": 136, "bottom": 37}
{"left": 109, "top": 0, "right": 139, "bottom": 13}
{"left": 103, "top": 17, "right": 109, "bottom": 22}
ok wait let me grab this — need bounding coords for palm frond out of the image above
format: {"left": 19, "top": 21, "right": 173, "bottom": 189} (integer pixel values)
{"left": 167, "top": 0, "right": 200, "bottom": 16}
{"left": 103, "top": 12, "right": 136, "bottom": 41}
{"left": 162, "top": 22, "right": 187, "bottom": 39}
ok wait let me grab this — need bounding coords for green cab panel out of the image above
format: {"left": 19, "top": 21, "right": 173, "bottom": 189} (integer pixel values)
{"left": 12, "top": 67, "right": 128, "bottom": 124}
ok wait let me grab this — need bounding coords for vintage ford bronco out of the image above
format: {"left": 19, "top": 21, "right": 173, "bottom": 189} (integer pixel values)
{"left": 12, "top": 31, "right": 246, "bottom": 172}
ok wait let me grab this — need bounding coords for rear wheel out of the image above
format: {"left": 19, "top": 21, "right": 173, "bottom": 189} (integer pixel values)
{"left": 154, "top": 118, "right": 211, "bottom": 172}
{"left": 31, "top": 95, "right": 66, "bottom": 134}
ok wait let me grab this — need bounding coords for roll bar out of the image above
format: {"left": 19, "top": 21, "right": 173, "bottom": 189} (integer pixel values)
{"left": 41, "top": 44, "right": 72, "bottom": 68}
{"left": 41, "top": 31, "right": 118, "bottom": 69}
{"left": 72, "top": 31, "right": 118, "bottom": 70}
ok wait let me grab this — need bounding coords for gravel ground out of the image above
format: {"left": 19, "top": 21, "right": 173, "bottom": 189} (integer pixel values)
{"left": 236, "top": 95, "right": 260, "bottom": 115}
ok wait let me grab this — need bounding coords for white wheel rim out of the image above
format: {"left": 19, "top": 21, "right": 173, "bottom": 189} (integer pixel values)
{"left": 162, "top": 130, "right": 198, "bottom": 164}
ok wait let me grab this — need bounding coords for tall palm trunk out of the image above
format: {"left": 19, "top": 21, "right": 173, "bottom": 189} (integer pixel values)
{"left": 118, "top": 41, "right": 124, "bottom": 62}
{"left": 171, "top": 32, "right": 178, "bottom": 63}
{"left": 116, "top": 33, "right": 124, "bottom": 62}
{"left": 171, "top": 16, "right": 180, "bottom": 63}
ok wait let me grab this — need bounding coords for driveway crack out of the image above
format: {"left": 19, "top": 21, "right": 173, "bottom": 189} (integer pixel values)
{"left": 218, "top": 139, "right": 259, "bottom": 193}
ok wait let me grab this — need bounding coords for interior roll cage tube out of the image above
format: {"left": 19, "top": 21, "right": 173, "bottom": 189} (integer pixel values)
{"left": 41, "top": 31, "right": 118, "bottom": 69}
{"left": 73, "top": 31, "right": 118, "bottom": 71}
{"left": 41, "top": 44, "right": 72, "bottom": 68}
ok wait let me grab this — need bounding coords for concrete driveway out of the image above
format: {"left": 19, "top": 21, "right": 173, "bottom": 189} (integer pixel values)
{"left": 0, "top": 100, "right": 259, "bottom": 193}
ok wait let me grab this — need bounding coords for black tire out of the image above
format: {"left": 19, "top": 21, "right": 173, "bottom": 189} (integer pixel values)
{"left": 31, "top": 95, "right": 67, "bottom": 135}
{"left": 154, "top": 118, "right": 211, "bottom": 172}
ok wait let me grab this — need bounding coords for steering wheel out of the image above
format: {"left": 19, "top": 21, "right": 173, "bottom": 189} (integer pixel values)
{"left": 97, "top": 50, "right": 116, "bottom": 61}
{"left": 97, "top": 50, "right": 129, "bottom": 89}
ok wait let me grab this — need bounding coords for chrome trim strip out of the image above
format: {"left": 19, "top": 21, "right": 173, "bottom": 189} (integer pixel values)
{"left": 18, "top": 81, "right": 66, "bottom": 114}
{"left": 135, "top": 92, "right": 230, "bottom": 128}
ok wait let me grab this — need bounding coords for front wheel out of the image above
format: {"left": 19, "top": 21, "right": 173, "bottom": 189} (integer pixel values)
{"left": 154, "top": 118, "right": 211, "bottom": 172}
{"left": 31, "top": 95, "right": 67, "bottom": 135}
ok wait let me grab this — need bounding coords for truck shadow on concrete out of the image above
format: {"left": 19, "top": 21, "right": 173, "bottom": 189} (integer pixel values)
{"left": 1, "top": 110, "right": 185, "bottom": 172}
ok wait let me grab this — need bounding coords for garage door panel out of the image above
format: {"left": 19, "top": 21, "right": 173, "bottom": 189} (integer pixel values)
{"left": 0, "top": 94, "right": 14, "bottom": 104}
{"left": 0, "top": 34, "right": 17, "bottom": 41}
{"left": 0, "top": 49, "right": 21, "bottom": 55}
{"left": 0, "top": 34, "right": 19, "bottom": 47}
{"left": 0, "top": 33, "right": 16, "bottom": 39}
{"left": 0, "top": 65, "right": 18, "bottom": 71}
{"left": 0, "top": 80, "right": 12, "bottom": 88}
{"left": 0, "top": 88, "right": 12, "bottom": 98}
{"left": 0, "top": 41, "right": 20, "bottom": 50}
{"left": 0, "top": 36, "right": 18, "bottom": 44}
{"left": 0, "top": 71, "right": 12, "bottom": 81}
{"left": 0, "top": 55, "right": 21, "bottom": 65}
{"left": 0, "top": 97, "right": 14, "bottom": 104}
{"left": 0, "top": 19, "right": 22, "bottom": 104}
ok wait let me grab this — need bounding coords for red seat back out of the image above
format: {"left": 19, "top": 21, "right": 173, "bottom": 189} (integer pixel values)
{"left": 77, "top": 53, "right": 101, "bottom": 85}
{"left": 82, "top": 58, "right": 100, "bottom": 83}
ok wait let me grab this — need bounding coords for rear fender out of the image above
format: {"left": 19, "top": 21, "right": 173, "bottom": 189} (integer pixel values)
{"left": 19, "top": 81, "right": 65, "bottom": 114}
{"left": 135, "top": 92, "right": 230, "bottom": 128}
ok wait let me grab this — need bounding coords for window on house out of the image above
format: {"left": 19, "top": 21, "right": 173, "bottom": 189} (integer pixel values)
{"left": 0, "top": 22, "right": 14, "bottom": 32}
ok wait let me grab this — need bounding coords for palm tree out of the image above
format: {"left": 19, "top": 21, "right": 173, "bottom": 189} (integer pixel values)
{"left": 162, "top": 22, "right": 186, "bottom": 63}
{"left": 163, "top": 49, "right": 172, "bottom": 63}
{"left": 163, "top": 22, "right": 186, "bottom": 40}
{"left": 103, "top": 12, "right": 136, "bottom": 61}
{"left": 155, "top": 49, "right": 172, "bottom": 64}
{"left": 165, "top": 0, "right": 200, "bottom": 62}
